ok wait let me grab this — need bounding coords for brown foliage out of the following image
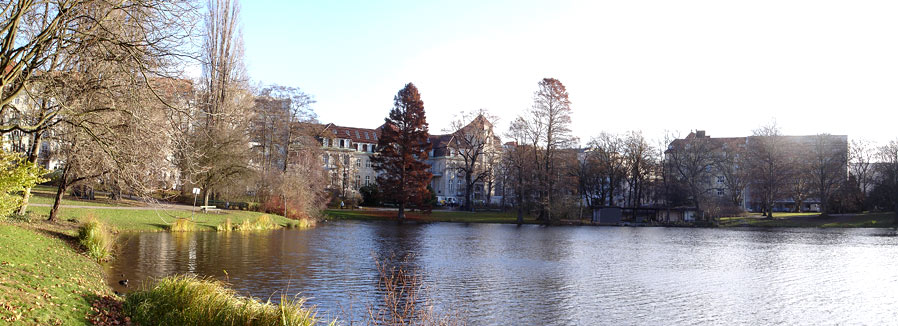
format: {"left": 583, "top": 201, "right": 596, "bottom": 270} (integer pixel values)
{"left": 371, "top": 83, "right": 433, "bottom": 222}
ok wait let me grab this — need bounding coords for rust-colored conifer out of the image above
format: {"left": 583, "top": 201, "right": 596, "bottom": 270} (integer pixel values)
{"left": 372, "top": 83, "right": 433, "bottom": 223}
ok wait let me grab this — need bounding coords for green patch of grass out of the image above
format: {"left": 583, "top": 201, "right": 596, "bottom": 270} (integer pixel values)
{"left": 77, "top": 218, "right": 114, "bottom": 262}
{"left": 124, "top": 275, "right": 322, "bottom": 326}
{"left": 0, "top": 223, "right": 113, "bottom": 325}
{"left": 26, "top": 206, "right": 295, "bottom": 232}
{"left": 326, "top": 209, "right": 540, "bottom": 224}
{"left": 27, "top": 195, "right": 115, "bottom": 207}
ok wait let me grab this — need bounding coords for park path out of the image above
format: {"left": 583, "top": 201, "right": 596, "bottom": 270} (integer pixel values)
{"left": 29, "top": 203, "right": 198, "bottom": 211}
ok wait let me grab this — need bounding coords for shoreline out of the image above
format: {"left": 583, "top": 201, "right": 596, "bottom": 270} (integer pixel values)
{"left": 326, "top": 208, "right": 898, "bottom": 229}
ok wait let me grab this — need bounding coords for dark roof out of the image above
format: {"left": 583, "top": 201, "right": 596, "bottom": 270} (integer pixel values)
{"left": 315, "top": 123, "right": 381, "bottom": 144}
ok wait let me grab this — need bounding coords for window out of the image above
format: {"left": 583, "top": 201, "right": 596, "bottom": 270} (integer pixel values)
{"left": 365, "top": 176, "right": 370, "bottom": 186}
{"left": 355, "top": 131, "right": 360, "bottom": 139}
{"left": 356, "top": 158, "right": 361, "bottom": 167}
{"left": 717, "top": 176, "right": 724, "bottom": 183}
{"left": 365, "top": 159, "right": 371, "bottom": 168}
{"left": 322, "top": 138, "right": 328, "bottom": 147}
{"left": 355, "top": 175, "right": 360, "bottom": 189}
{"left": 323, "top": 154, "right": 329, "bottom": 165}
{"left": 364, "top": 132, "right": 370, "bottom": 140}
{"left": 717, "top": 189, "right": 724, "bottom": 196}
{"left": 343, "top": 155, "right": 349, "bottom": 165}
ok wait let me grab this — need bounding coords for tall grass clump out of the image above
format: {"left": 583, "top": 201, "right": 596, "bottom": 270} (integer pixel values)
{"left": 235, "top": 214, "right": 280, "bottom": 231}
{"left": 216, "top": 218, "right": 233, "bottom": 231}
{"left": 170, "top": 218, "right": 197, "bottom": 232}
{"left": 123, "top": 275, "right": 322, "bottom": 326}
{"left": 77, "top": 218, "right": 114, "bottom": 262}
{"left": 284, "top": 218, "right": 316, "bottom": 229}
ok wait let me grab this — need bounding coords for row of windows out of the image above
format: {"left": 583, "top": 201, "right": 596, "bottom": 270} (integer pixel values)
{"left": 321, "top": 138, "right": 376, "bottom": 152}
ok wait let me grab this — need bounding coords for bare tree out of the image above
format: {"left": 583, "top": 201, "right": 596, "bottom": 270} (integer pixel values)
{"left": 715, "top": 143, "right": 750, "bottom": 208}
{"left": 874, "top": 141, "right": 898, "bottom": 219}
{"left": 849, "top": 138, "right": 876, "bottom": 210}
{"left": 445, "top": 110, "right": 499, "bottom": 211}
{"left": 746, "top": 122, "right": 792, "bottom": 217}
{"left": 2, "top": 0, "right": 195, "bottom": 213}
{"left": 503, "top": 117, "right": 534, "bottom": 224}
{"left": 526, "top": 78, "right": 575, "bottom": 222}
{"left": 176, "top": 0, "right": 253, "bottom": 207}
{"left": 808, "top": 134, "right": 847, "bottom": 215}
{"left": 588, "top": 132, "right": 626, "bottom": 207}
{"left": 623, "top": 131, "right": 655, "bottom": 217}
{"left": 664, "top": 132, "right": 720, "bottom": 215}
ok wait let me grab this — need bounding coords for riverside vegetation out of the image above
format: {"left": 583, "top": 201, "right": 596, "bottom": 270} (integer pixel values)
{"left": 1, "top": 196, "right": 320, "bottom": 325}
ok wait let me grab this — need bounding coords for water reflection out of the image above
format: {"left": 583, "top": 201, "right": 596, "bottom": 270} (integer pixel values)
{"left": 108, "top": 222, "right": 898, "bottom": 325}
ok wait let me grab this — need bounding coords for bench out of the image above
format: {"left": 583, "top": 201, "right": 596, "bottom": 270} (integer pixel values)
{"left": 199, "top": 205, "right": 221, "bottom": 213}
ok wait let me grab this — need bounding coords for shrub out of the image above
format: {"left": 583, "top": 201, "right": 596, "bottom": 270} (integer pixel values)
{"left": 169, "top": 218, "right": 197, "bottom": 232}
{"left": 234, "top": 215, "right": 280, "bottom": 231}
{"left": 285, "top": 218, "right": 315, "bottom": 229}
{"left": 77, "top": 218, "right": 114, "bottom": 262}
{"left": 216, "top": 218, "right": 233, "bottom": 231}
{"left": 0, "top": 150, "right": 49, "bottom": 219}
{"left": 123, "top": 275, "right": 322, "bottom": 326}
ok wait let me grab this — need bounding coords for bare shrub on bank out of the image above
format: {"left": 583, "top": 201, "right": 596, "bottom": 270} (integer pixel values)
{"left": 365, "top": 255, "right": 465, "bottom": 326}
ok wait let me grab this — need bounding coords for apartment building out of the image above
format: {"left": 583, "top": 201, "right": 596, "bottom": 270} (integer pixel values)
{"left": 313, "top": 115, "right": 503, "bottom": 206}
{"left": 666, "top": 130, "right": 848, "bottom": 213}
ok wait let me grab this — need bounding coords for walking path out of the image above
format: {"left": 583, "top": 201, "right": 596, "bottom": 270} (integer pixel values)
{"left": 29, "top": 203, "right": 198, "bottom": 211}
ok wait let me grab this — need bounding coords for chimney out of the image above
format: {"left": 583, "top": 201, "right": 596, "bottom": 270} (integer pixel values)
{"left": 696, "top": 130, "right": 706, "bottom": 138}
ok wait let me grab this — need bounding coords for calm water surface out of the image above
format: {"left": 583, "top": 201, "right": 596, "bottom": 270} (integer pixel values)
{"left": 107, "top": 221, "right": 898, "bottom": 325}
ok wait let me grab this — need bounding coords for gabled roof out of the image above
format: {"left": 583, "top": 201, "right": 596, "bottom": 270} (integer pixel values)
{"left": 316, "top": 123, "right": 381, "bottom": 144}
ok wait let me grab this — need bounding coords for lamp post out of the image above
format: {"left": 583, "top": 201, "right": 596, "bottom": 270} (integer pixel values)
{"left": 191, "top": 187, "right": 201, "bottom": 219}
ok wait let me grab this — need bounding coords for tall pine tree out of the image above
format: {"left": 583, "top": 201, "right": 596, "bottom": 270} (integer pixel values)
{"left": 372, "top": 83, "right": 433, "bottom": 223}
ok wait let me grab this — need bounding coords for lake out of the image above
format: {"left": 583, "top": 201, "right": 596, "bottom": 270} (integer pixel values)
{"left": 107, "top": 221, "right": 898, "bottom": 325}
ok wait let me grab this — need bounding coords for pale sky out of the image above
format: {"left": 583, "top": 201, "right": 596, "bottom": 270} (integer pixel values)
{"left": 241, "top": 0, "right": 898, "bottom": 146}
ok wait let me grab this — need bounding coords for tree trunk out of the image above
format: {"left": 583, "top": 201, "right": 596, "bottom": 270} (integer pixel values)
{"left": 48, "top": 166, "right": 70, "bottom": 222}
{"left": 516, "top": 167, "right": 524, "bottom": 225}
{"left": 203, "top": 190, "right": 210, "bottom": 207}
{"left": 17, "top": 132, "right": 43, "bottom": 215}
{"left": 465, "top": 173, "right": 473, "bottom": 212}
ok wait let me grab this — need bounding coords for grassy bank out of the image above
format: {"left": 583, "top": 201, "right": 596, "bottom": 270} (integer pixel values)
{"left": 719, "top": 212, "right": 898, "bottom": 228}
{"left": 326, "top": 208, "right": 540, "bottom": 224}
{"left": 124, "top": 275, "right": 322, "bottom": 326}
{"left": 26, "top": 205, "right": 295, "bottom": 232}
{"left": 0, "top": 223, "right": 113, "bottom": 325}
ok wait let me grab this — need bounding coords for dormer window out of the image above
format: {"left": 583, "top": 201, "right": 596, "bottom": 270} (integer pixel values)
{"left": 364, "top": 132, "right": 369, "bottom": 140}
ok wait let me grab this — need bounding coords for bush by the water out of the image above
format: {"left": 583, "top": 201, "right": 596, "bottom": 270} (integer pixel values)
{"left": 123, "top": 275, "right": 322, "bottom": 326}
{"left": 77, "top": 218, "right": 114, "bottom": 262}
{"left": 235, "top": 214, "right": 279, "bottom": 231}
{"left": 216, "top": 218, "right": 234, "bottom": 231}
{"left": 285, "top": 218, "right": 315, "bottom": 229}
{"left": 170, "top": 218, "right": 197, "bottom": 232}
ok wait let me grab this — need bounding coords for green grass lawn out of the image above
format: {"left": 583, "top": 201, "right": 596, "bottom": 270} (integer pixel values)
{"left": 719, "top": 212, "right": 898, "bottom": 228}
{"left": 326, "top": 209, "right": 541, "bottom": 224}
{"left": 0, "top": 224, "right": 112, "bottom": 325}
{"left": 26, "top": 206, "right": 294, "bottom": 232}
{"left": 27, "top": 185, "right": 146, "bottom": 207}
